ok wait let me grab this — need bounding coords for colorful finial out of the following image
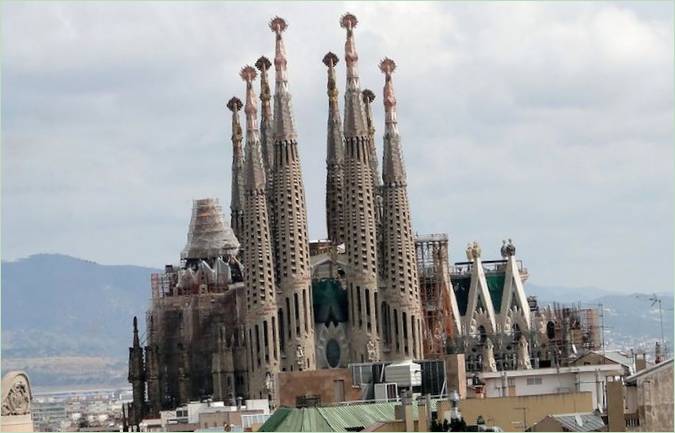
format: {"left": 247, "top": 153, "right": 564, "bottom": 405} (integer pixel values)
{"left": 341, "top": 13, "right": 359, "bottom": 81}
{"left": 269, "top": 16, "right": 288, "bottom": 34}
{"left": 255, "top": 56, "right": 272, "bottom": 72}
{"left": 227, "top": 96, "right": 243, "bottom": 112}
{"left": 240, "top": 65, "right": 257, "bottom": 83}
{"left": 227, "top": 96, "right": 244, "bottom": 144}
{"left": 340, "top": 12, "right": 358, "bottom": 30}
{"left": 379, "top": 58, "right": 397, "bottom": 123}
{"left": 270, "top": 17, "right": 288, "bottom": 84}
{"left": 323, "top": 52, "right": 339, "bottom": 100}
{"left": 240, "top": 65, "right": 258, "bottom": 131}
{"left": 322, "top": 52, "right": 339, "bottom": 68}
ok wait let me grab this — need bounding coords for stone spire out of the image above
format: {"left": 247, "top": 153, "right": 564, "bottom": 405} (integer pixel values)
{"left": 228, "top": 97, "right": 245, "bottom": 244}
{"left": 379, "top": 58, "right": 422, "bottom": 360}
{"left": 323, "top": 52, "right": 345, "bottom": 245}
{"left": 270, "top": 17, "right": 296, "bottom": 142}
{"left": 340, "top": 12, "right": 381, "bottom": 363}
{"left": 380, "top": 58, "right": 407, "bottom": 184}
{"left": 128, "top": 316, "right": 145, "bottom": 428}
{"left": 362, "top": 88, "right": 384, "bottom": 279}
{"left": 268, "top": 17, "right": 316, "bottom": 372}
{"left": 256, "top": 56, "right": 277, "bottom": 272}
{"left": 256, "top": 56, "right": 275, "bottom": 182}
{"left": 240, "top": 65, "right": 280, "bottom": 400}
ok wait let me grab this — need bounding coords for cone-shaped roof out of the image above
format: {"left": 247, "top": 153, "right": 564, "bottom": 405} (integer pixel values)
{"left": 181, "top": 198, "right": 240, "bottom": 259}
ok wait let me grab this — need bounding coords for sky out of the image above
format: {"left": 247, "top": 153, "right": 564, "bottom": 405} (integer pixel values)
{"left": 2, "top": 1, "right": 673, "bottom": 294}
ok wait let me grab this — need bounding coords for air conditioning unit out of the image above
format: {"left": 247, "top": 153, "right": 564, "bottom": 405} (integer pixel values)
{"left": 374, "top": 383, "right": 398, "bottom": 401}
{"left": 384, "top": 360, "right": 422, "bottom": 387}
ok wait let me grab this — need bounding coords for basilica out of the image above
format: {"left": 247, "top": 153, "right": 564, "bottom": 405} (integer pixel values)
{"left": 126, "top": 13, "right": 600, "bottom": 426}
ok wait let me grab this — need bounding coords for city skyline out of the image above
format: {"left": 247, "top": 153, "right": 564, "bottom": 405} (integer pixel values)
{"left": 2, "top": 1, "right": 673, "bottom": 294}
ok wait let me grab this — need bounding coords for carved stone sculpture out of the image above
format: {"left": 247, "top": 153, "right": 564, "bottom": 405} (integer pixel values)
{"left": 482, "top": 338, "right": 497, "bottom": 372}
{"left": 517, "top": 335, "right": 532, "bottom": 370}
{"left": 1, "top": 372, "right": 31, "bottom": 416}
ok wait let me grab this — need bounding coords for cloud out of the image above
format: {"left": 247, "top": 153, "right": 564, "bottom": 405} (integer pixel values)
{"left": 2, "top": 1, "right": 673, "bottom": 293}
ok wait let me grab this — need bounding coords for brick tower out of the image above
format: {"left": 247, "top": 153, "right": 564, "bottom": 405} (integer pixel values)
{"left": 240, "top": 65, "right": 280, "bottom": 400}
{"left": 340, "top": 13, "right": 381, "bottom": 363}
{"left": 379, "top": 58, "right": 423, "bottom": 360}
{"left": 227, "top": 97, "right": 245, "bottom": 243}
{"left": 268, "top": 17, "right": 316, "bottom": 372}
{"left": 323, "top": 52, "right": 346, "bottom": 246}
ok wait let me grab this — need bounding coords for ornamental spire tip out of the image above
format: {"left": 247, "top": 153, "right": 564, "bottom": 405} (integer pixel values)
{"left": 227, "top": 96, "right": 243, "bottom": 112}
{"left": 379, "top": 57, "right": 397, "bottom": 76}
{"left": 240, "top": 65, "right": 257, "bottom": 82}
{"left": 255, "top": 56, "right": 272, "bottom": 72}
{"left": 269, "top": 16, "right": 288, "bottom": 34}
{"left": 323, "top": 52, "right": 339, "bottom": 68}
{"left": 340, "top": 13, "right": 358, "bottom": 30}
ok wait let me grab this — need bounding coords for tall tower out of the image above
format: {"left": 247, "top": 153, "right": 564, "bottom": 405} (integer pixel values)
{"left": 128, "top": 317, "right": 145, "bottom": 428}
{"left": 256, "top": 56, "right": 276, "bottom": 240}
{"left": 256, "top": 56, "right": 275, "bottom": 184}
{"left": 269, "top": 17, "right": 316, "bottom": 372}
{"left": 340, "top": 13, "right": 381, "bottom": 363}
{"left": 240, "top": 65, "right": 280, "bottom": 400}
{"left": 362, "top": 89, "right": 385, "bottom": 279}
{"left": 362, "top": 89, "right": 382, "bottom": 203}
{"left": 228, "top": 97, "right": 245, "bottom": 243}
{"left": 379, "top": 58, "right": 423, "bottom": 360}
{"left": 323, "top": 52, "right": 346, "bottom": 246}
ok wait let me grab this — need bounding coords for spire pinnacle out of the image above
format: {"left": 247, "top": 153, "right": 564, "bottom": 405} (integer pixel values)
{"left": 240, "top": 66, "right": 258, "bottom": 132}
{"left": 323, "top": 52, "right": 339, "bottom": 101}
{"left": 255, "top": 56, "right": 274, "bottom": 178}
{"left": 269, "top": 17, "right": 288, "bottom": 85}
{"left": 255, "top": 56, "right": 273, "bottom": 102}
{"left": 227, "top": 97, "right": 243, "bottom": 144}
{"left": 269, "top": 16, "right": 296, "bottom": 142}
{"left": 340, "top": 12, "right": 368, "bottom": 138}
{"left": 340, "top": 13, "right": 359, "bottom": 81}
{"left": 379, "top": 58, "right": 397, "bottom": 125}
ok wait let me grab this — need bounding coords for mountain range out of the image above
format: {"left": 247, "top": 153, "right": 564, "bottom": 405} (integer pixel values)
{"left": 1, "top": 254, "right": 672, "bottom": 388}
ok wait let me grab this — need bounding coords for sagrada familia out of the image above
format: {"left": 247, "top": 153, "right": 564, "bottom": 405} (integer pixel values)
{"left": 126, "top": 13, "right": 601, "bottom": 426}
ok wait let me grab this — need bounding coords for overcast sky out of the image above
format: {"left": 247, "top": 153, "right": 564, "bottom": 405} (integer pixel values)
{"left": 2, "top": 1, "right": 673, "bottom": 294}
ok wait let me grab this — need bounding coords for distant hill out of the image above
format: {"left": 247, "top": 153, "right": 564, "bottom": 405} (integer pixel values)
{"left": 1, "top": 254, "right": 672, "bottom": 387}
{"left": 1, "top": 254, "right": 157, "bottom": 386}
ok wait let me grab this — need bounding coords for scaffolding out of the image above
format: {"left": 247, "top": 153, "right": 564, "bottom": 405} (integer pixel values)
{"left": 415, "top": 234, "right": 456, "bottom": 358}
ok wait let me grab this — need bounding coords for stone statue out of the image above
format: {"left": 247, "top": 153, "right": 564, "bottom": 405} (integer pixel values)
{"left": 465, "top": 243, "right": 473, "bottom": 262}
{"left": 296, "top": 344, "right": 305, "bottom": 369}
{"left": 482, "top": 338, "right": 497, "bottom": 372}
{"left": 471, "top": 241, "right": 481, "bottom": 260}
{"left": 367, "top": 339, "right": 378, "bottom": 362}
{"left": 517, "top": 335, "right": 532, "bottom": 369}
{"left": 500, "top": 240, "right": 508, "bottom": 259}
{"left": 506, "top": 238, "right": 516, "bottom": 257}
{"left": 1, "top": 372, "right": 31, "bottom": 416}
{"left": 264, "top": 372, "right": 274, "bottom": 393}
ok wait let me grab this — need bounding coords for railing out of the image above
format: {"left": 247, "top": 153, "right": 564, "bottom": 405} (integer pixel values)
{"left": 625, "top": 413, "right": 640, "bottom": 429}
{"left": 451, "top": 260, "right": 527, "bottom": 275}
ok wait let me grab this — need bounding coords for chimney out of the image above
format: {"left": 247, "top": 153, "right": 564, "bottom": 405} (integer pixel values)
{"left": 606, "top": 379, "right": 626, "bottom": 432}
